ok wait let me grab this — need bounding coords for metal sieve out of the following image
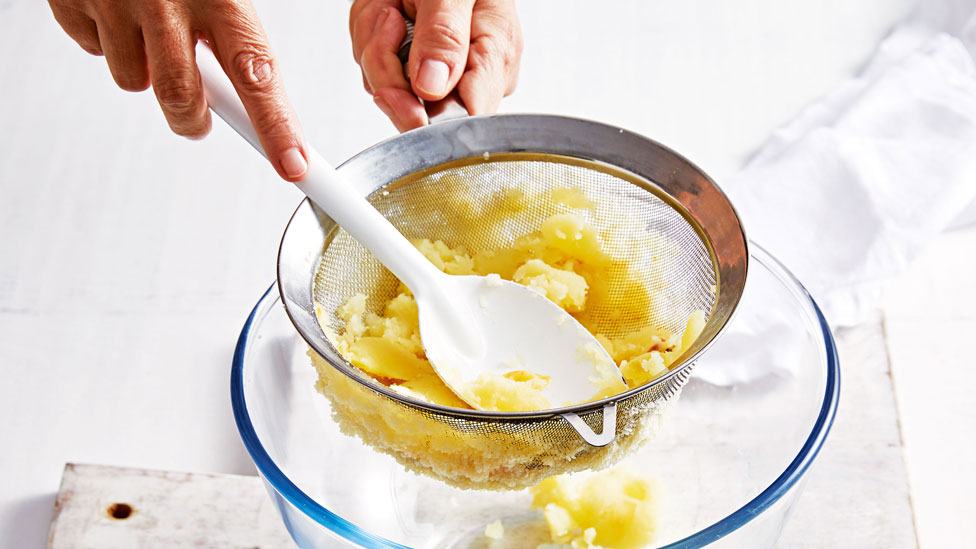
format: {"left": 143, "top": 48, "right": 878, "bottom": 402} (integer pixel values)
{"left": 277, "top": 115, "right": 748, "bottom": 489}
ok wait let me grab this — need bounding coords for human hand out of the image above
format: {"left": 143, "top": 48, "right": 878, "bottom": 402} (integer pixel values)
{"left": 48, "top": 0, "right": 308, "bottom": 181}
{"left": 349, "top": 0, "right": 523, "bottom": 132}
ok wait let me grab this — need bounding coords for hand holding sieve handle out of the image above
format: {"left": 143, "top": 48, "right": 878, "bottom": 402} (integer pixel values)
{"left": 397, "top": 16, "right": 470, "bottom": 123}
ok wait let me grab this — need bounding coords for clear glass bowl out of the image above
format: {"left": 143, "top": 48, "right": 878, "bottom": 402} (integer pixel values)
{"left": 231, "top": 245, "right": 839, "bottom": 548}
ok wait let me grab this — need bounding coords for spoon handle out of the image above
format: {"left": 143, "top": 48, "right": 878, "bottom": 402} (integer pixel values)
{"left": 195, "top": 43, "right": 441, "bottom": 294}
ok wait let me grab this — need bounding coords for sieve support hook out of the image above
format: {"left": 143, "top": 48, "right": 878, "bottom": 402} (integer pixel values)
{"left": 560, "top": 402, "right": 617, "bottom": 447}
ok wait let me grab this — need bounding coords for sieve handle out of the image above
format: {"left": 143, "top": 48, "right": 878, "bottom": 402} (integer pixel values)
{"left": 560, "top": 402, "right": 618, "bottom": 447}
{"left": 194, "top": 42, "right": 444, "bottom": 295}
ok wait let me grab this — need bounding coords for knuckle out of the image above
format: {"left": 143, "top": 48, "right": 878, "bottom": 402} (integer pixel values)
{"left": 493, "top": 21, "right": 523, "bottom": 58}
{"left": 423, "top": 19, "right": 467, "bottom": 53}
{"left": 211, "top": 0, "right": 247, "bottom": 19}
{"left": 469, "top": 38, "right": 504, "bottom": 71}
{"left": 264, "top": 116, "right": 291, "bottom": 137}
{"left": 253, "top": 114, "right": 295, "bottom": 146}
{"left": 483, "top": 20, "right": 522, "bottom": 74}
{"left": 155, "top": 72, "right": 200, "bottom": 115}
{"left": 467, "top": 38, "right": 518, "bottom": 95}
{"left": 475, "top": 9, "right": 523, "bottom": 58}
{"left": 232, "top": 46, "right": 278, "bottom": 94}
{"left": 140, "top": 0, "right": 177, "bottom": 20}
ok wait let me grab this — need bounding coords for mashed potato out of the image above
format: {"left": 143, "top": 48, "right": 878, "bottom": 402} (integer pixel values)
{"left": 325, "top": 212, "right": 705, "bottom": 411}
{"left": 531, "top": 468, "right": 658, "bottom": 548}
{"left": 308, "top": 187, "right": 706, "bottom": 489}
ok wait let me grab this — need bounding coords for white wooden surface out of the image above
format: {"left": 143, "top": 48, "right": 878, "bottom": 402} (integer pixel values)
{"left": 48, "top": 464, "right": 294, "bottom": 548}
{"left": 1, "top": 0, "right": 952, "bottom": 547}
{"left": 882, "top": 227, "right": 976, "bottom": 548}
{"left": 778, "top": 322, "right": 917, "bottom": 548}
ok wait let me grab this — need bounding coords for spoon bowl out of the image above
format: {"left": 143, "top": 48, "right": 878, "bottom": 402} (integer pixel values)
{"left": 418, "top": 273, "right": 625, "bottom": 409}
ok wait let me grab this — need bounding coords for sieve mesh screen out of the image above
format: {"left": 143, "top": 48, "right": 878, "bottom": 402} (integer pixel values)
{"left": 315, "top": 157, "right": 715, "bottom": 339}
{"left": 306, "top": 154, "right": 718, "bottom": 489}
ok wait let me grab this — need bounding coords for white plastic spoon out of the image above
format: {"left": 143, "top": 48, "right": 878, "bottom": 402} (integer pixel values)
{"left": 195, "top": 44, "right": 625, "bottom": 409}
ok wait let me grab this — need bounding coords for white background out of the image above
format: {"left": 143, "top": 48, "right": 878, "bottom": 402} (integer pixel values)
{"left": 4, "top": 0, "right": 971, "bottom": 547}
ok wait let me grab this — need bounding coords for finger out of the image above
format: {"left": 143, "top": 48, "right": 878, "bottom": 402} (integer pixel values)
{"left": 48, "top": 2, "right": 102, "bottom": 55}
{"left": 350, "top": 0, "right": 401, "bottom": 63}
{"left": 95, "top": 17, "right": 150, "bottom": 92}
{"left": 360, "top": 7, "right": 409, "bottom": 92}
{"left": 407, "top": 0, "right": 475, "bottom": 101}
{"left": 456, "top": 59, "right": 504, "bottom": 115}
{"left": 458, "top": 1, "right": 522, "bottom": 114}
{"left": 208, "top": 2, "right": 307, "bottom": 181}
{"left": 361, "top": 8, "right": 428, "bottom": 130}
{"left": 143, "top": 16, "right": 211, "bottom": 140}
{"left": 360, "top": 8, "right": 415, "bottom": 87}
{"left": 352, "top": 0, "right": 401, "bottom": 94}
{"left": 373, "top": 87, "right": 428, "bottom": 132}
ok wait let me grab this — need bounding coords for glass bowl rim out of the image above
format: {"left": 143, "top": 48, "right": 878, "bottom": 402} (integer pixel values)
{"left": 230, "top": 243, "right": 840, "bottom": 548}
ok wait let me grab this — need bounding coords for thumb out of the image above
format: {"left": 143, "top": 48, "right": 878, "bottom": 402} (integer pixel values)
{"left": 407, "top": 0, "right": 474, "bottom": 101}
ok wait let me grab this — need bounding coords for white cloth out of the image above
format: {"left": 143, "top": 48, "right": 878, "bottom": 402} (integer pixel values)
{"left": 696, "top": 7, "right": 976, "bottom": 384}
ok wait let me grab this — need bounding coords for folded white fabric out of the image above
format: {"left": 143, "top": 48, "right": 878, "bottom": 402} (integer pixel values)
{"left": 695, "top": 9, "right": 976, "bottom": 384}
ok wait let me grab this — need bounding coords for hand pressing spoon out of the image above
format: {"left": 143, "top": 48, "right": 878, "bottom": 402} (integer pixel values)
{"left": 195, "top": 44, "right": 626, "bottom": 409}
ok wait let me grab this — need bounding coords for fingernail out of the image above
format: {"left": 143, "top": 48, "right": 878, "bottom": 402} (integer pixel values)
{"left": 280, "top": 148, "right": 308, "bottom": 179}
{"left": 416, "top": 59, "right": 450, "bottom": 96}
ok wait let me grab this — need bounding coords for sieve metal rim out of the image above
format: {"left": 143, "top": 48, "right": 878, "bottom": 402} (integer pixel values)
{"left": 277, "top": 113, "right": 748, "bottom": 421}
